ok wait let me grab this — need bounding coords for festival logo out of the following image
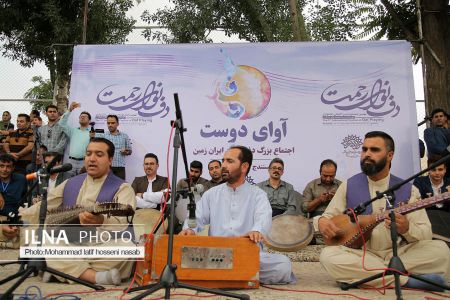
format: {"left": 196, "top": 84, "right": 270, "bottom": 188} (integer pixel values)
{"left": 96, "top": 81, "right": 170, "bottom": 118}
{"left": 209, "top": 49, "right": 271, "bottom": 120}
{"left": 341, "top": 134, "right": 363, "bottom": 158}
{"left": 321, "top": 79, "right": 400, "bottom": 118}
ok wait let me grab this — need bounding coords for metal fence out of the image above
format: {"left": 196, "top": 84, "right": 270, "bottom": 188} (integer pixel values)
{"left": 0, "top": 99, "right": 53, "bottom": 123}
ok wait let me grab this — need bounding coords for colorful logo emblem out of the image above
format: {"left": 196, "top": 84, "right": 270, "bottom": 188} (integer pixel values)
{"left": 209, "top": 49, "right": 271, "bottom": 120}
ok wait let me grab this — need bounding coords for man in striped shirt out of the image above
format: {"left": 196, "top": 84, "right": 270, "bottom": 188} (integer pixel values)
{"left": 96, "top": 115, "right": 132, "bottom": 180}
{"left": 3, "top": 114, "right": 35, "bottom": 175}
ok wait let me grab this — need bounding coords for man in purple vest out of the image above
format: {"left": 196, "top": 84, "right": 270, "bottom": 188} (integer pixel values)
{"left": 41, "top": 137, "right": 136, "bottom": 286}
{"left": 317, "top": 131, "right": 449, "bottom": 291}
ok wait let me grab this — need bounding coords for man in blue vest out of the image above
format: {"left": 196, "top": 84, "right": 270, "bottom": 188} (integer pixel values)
{"left": 317, "top": 131, "right": 449, "bottom": 291}
{"left": 40, "top": 137, "right": 136, "bottom": 285}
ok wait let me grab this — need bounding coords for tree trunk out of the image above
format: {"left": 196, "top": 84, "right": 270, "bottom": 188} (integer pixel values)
{"left": 421, "top": 0, "right": 449, "bottom": 114}
{"left": 288, "top": 0, "right": 301, "bottom": 41}
{"left": 55, "top": 76, "right": 69, "bottom": 114}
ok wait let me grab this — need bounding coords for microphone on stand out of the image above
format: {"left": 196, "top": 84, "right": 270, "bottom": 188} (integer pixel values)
{"left": 185, "top": 184, "right": 204, "bottom": 229}
{"left": 177, "top": 183, "right": 204, "bottom": 194}
{"left": 187, "top": 201, "right": 197, "bottom": 229}
{"left": 26, "top": 163, "right": 73, "bottom": 181}
{"left": 49, "top": 163, "right": 73, "bottom": 174}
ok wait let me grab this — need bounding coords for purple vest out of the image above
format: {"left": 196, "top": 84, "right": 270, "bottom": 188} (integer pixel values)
{"left": 346, "top": 173, "right": 411, "bottom": 215}
{"left": 62, "top": 172, "right": 125, "bottom": 208}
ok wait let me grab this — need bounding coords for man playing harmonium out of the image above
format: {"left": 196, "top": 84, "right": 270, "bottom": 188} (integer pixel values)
{"left": 179, "top": 145, "right": 297, "bottom": 285}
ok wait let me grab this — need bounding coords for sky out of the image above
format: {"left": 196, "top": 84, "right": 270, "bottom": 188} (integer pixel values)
{"left": 0, "top": 0, "right": 426, "bottom": 134}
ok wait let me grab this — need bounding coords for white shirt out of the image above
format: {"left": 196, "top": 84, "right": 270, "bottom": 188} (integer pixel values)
{"left": 136, "top": 176, "right": 168, "bottom": 209}
{"left": 183, "top": 181, "right": 272, "bottom": 236}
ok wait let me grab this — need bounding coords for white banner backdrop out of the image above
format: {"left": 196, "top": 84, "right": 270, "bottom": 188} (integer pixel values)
{"left": 69, "top": 41, "right": 419, "bottom": 191}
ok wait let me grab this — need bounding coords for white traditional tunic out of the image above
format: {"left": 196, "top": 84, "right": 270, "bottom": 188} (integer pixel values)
{"left": 315, "top": 174, "right": 450, "bottom": 287}
{"left": 183, "top": 181, "right": 297, "bottom": 284}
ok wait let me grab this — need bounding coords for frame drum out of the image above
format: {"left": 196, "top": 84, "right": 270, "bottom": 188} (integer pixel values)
{"left": 133, "top": 208, "right": 167, "bottom": 240}
{"left": 264, "top": 214, "right": 313, "bottom": 252}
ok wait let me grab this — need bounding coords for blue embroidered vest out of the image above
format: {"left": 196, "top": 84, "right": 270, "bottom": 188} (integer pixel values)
{"left": 346, "top": 173, "right": 411, "bottom": 215}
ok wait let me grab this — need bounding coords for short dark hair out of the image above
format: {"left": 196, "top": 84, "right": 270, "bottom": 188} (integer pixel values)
{"left": 0, "top": 153, "right": 16, "bottom": 166}
{"left": 190, "top": 160, "right": 203, "bottom": 171}
{"left": 364, "top": 131, "right": 395, "bottom": 152}
{"left": 30, "top": 110, "right": 40, "bottom": 117}
{"left": 43, "top": 151, "right": 62, "bottom": 164}
{"left": 427, "top": 154, "right": 446, "bottom": 168}
{"left": 144, "top": 153, "right": 159, "bottom": 164}
{"left": 17, "top": 113, "right": 30, "bottom": 123}
{"left": 45, "top": 105, "right": 58, "bottom": 112}
{"left": 80, "top": 111, "right": 92, "bottom": 120}
{"left": 208, "top": 160, "right": 221, "bottom": 168}
{"left": 39, "top": 144, "right": 48, "bottom": 152}
{"left": 229, "top": 146, "right": 253, "bottom": 175}
{"left": 34, "top": 116, "right": 42, "bottom": 122}
{"left": 430, "top": 108, "right": 449, "bottom": 119}
{"left": 269, "top": 158, "right": 284, "bottom": 168}
{"left": 89, "top": 137, "right": 115, "bottom": 158}
{"left": 320, "top": 159, "right": 337, "bottom": 173}
{"left": 107, "top": 115, "right": 119, "bottom": 122}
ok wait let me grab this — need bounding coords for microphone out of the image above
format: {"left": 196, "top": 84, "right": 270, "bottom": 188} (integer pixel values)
{"left": 89, "top": 121, "right": 95, "bottom": 132}
{"left": 26, "top": 163, "right": 73, "bottom": 181}
{"left": 184, "top": 184, "right": 204, "bottom": 229}
{"left": 49, "top": 163, "right": 72, "bottom": 174}
{"left": 187, "top": 201, "right": 197, "bottom": 229}
{"left": 177, "top": 184, "right": 204, "bottom": 194}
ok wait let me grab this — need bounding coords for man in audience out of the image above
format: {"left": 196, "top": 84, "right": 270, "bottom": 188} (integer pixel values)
{"left": 31, "top": 151, "right": 74, "bottom": 204}
{"left": 413, "top": 157, "right": 450, "bottom": 209}
{"left": 3, "top": 114, "right": 35, "bottom": 175}
{"left": 303, "top": 159, "right": 341, "bottom": 218}
{"left": 207, "top": 159, "right": 225, "bottom": 188}
{"left": 59, "top": 102, "right": 91, "bottom": 174}
{"left": 0, "top": 154, "right": 27, "bottom": 217}
{"left": 32, "top": 116, "right": 43, "bottom": 127}
{"left": 424, "top": 108, "right": 450, "bottom": 178}
{"left": 257, "top": 158, "right": 297, "bottom": 216}
{"left": 132, "top": 153, "right": 169, "bottom": 210}
{"left": 39, "top": 104, "right": 67, "bottom": 155}
{"left": 96, "top": 115, "right": 132, "bottom": 180}
{"left": 176, "top": 160, "right": 210, "bottom": 193}
{"left": 180, "top": 146, "right": 297, "bottom": 285}
{"left": 0, "top": 111, "right": 14, "bottom": 154}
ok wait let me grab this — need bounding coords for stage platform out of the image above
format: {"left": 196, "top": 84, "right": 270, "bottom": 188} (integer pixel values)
{"left": 1, "top": 246, "right": 449, "bottom": 299}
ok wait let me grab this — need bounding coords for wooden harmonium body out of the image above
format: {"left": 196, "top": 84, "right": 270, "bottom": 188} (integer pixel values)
{"left": 135, "top": 235, "right": 260, "bottom": 289}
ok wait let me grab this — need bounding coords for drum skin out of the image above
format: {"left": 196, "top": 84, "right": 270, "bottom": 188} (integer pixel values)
{"left": 264, "top": 214, "right": 314, "bottom": 252}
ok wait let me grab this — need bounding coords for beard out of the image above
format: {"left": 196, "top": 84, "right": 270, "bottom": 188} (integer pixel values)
{"left": 222, "top": 168, "right": 240, "bottom": 184}
{"left": 360, "top": 156, "right": 387, "bottom": 176}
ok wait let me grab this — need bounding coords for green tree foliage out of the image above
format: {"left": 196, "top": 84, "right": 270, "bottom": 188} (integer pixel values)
{"left": 0, "top": 0, "right": 135, "bottom": 107}
{"left": 308, "top": 0, "right": 449, "bottom": 112}
{"left": 142, "top": 0, "right": 309, "bottom": 43}
{"left": 24, "top": 76, "right": 53, "bottom": 113}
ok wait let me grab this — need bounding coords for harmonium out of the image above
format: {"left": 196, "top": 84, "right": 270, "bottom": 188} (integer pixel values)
{"left": 135, "top": 235, "right": 260, "bottom": 289}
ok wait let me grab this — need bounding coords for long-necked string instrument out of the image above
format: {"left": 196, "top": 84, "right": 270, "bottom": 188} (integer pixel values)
{"left": 324, "top": 192, "right": 450, "bottom": 248}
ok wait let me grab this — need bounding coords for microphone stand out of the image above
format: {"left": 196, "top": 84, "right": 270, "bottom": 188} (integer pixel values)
{"left": 126, "top": 94, "right": 248, "bottom": 300}
{"left": 340, "top": 153, "right": 450, "bottom": 299}
{"left": 0, "top": 156, "right": 103, "bottom": 299}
